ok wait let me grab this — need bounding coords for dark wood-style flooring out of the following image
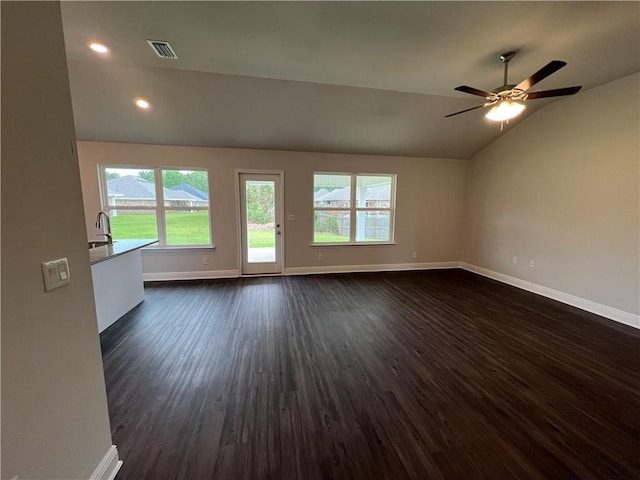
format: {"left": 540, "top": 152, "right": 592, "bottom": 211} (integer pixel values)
{"left": 101, "top": 269, "right": 640, "bottom": 480}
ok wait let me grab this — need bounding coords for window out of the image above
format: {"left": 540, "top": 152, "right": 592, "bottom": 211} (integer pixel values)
{"left": 99, "top": 166, "right": 211, "bottom": 247}
{"left": 313, "top": 173, "right": 396, "bottom": 244}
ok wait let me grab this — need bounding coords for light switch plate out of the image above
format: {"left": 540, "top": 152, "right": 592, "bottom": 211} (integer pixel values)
{"left": 41, "top": 258, "right": 71, "bottom": 292}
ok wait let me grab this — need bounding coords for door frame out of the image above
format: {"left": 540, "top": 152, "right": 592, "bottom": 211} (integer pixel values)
{"left": 235, "top": 169, "right": 285, "bottom": 275}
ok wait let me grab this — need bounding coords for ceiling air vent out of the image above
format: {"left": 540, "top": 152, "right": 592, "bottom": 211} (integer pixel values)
{"left": 146, "top": 40, "right": 178, "bottom": 59}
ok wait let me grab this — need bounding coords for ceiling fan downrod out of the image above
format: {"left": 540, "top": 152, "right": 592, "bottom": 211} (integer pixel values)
{"left": 499, "top": 51, "right": 516, "bottom": 87}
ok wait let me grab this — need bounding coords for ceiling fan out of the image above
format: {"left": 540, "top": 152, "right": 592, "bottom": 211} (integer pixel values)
{"left": 445, "top": 51, "right": 582, "bottom": 123}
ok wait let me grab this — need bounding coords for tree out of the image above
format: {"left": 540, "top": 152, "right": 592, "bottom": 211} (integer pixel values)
{"left": 184, "top": 171, "right": 208, "bottom": 193}
{"left": 246, "top": 183, "right": 274, "bottom": 224}
{"left": 137, "top": 170, "right": 209, "bottom": 193}
{"left": 138, "top": 170, "right": 154, "bottom": 182}
{"left": 161, "top": 170, "right": 183, "bottom": 189}
{"left": 106, "top": 172, "right": 120, "bottom": 180}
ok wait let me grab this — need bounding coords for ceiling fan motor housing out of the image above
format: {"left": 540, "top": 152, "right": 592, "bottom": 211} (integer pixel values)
{"left": 492, "top": 86, "right": 527, "bottom": 101}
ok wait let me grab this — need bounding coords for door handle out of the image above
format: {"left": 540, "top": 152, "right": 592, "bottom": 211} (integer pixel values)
{"left": 277, "top": 231, "right": 281, "bottom": 235}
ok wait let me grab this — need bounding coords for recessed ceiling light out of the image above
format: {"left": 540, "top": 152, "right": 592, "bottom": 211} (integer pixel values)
{"left": 89, "top": 42, "right": 109, "bottom": 54}
{"left": 134, "top": 98, "right": 150, "bottom": 109}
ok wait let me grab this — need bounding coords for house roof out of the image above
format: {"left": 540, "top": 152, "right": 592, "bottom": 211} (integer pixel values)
{"left": 108, "top": 175, "right": 202, "bottom": 201}
{"left": 314, "top": 184, "right": 390, "bottom": 203}
{"left": 171, "top": 184, "right": 208, "bottom": 200}
{"left": 313, "top": 189, "right": 330, "bottom": 201}
{"left": 317, "top": 188, "right": 351, "bottom": 203}
{"left": 363, "top": 184, "right": 391, "bottom": 202}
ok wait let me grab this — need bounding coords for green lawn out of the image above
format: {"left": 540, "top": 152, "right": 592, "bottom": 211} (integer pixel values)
{"left": 111, "top": 212, "right": 353, "bottom": 246}
{"left": 248, "top": 230, "right": 349, "bottom": 247}
{"left": 313, "top": 232, "right": 350, "bottom": 243}
{"left": 247, "top": 229, "right": 276, "bottom": 247}
{"left": 111, "top": 213, "right": 158, "bottom": 239}
{"left": 111, "top": 211, "right": 210, "bottom": 245}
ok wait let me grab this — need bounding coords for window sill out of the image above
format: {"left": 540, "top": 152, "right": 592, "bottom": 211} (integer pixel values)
{"left": 142, "top": 245, "right": 216, "bottom": 253}
{"left": 310, "top": 242, "right": 396, "bottom": 247}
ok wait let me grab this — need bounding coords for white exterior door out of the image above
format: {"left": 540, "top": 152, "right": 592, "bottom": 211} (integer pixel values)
{"left": 239, "top": 173, "right": 283, "bottom": 275}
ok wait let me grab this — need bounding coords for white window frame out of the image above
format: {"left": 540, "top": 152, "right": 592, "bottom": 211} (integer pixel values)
{"left": 98, "top": 165, "right": 213, "bottom": 248}
{"left": 312, "top": 172, "right": 396, "bottom": 246}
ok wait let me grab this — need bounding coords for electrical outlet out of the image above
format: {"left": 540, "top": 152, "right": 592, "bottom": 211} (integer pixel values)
{"left": 513, "top": 256, "right": 518, "bottom": 264}
{"left": 317, "top": 254, "right": 323, "bottom": 261}
{"left": 412, "top": 251, "right": 417, "bottom": 259}
{"left": 202, "top": 256, "right": 208, "bottom": 265}
{"left": 529, "top": 260, "right": 535, "bottom": 268}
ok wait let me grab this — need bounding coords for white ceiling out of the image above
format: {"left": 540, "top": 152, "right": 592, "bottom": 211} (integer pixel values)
{"left": 61, "top": 1, "right": 640, "bottom": 159}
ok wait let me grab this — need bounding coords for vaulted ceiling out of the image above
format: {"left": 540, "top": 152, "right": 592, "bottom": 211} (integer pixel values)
{"left": 61, "top": 1, "right": 640, "bottom": 159}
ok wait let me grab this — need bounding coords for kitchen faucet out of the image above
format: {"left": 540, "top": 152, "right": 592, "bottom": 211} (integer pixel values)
{"left": 95, "top": 211, "right": 113, "bottom": 245}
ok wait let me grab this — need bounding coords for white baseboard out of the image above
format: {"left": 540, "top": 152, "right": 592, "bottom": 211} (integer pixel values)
{"left": 90, "top": 445, "right": 122, "bottom": 480}
{"left": 459, "top": 262, "right": 640, "bottom": 329}
{"left": 143, "top": 269, "right": 240, "bottom": 281}
{"left": 139, "top": 262, "right": 638, "bottom": 329}
{"left": 284, "top": 261, "right": 458, "bottom": 276}
{"left": 143, "top": 263, "right": 457, "bottom": 281}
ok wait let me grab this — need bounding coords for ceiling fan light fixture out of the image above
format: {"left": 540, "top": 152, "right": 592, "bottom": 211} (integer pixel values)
{"left": 485, "top": 100, "right": 525, "bottom": 122}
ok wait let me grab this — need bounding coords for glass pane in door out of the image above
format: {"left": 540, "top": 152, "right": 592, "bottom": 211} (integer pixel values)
{"left": 245, "top": 180, "right": 276, "bottom": 263}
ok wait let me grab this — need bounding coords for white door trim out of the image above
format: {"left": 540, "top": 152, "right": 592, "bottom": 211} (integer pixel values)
{"left": 235, "top": 169, "right": 285, "bottom": 275}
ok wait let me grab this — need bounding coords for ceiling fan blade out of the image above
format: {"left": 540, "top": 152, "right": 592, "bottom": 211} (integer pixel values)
{"left": 444, "top": 104, "right": 487, "bottom": 117}
{"left": 454, "top": 85, "right": 494, "bottom": 98}
{"left": 515, "top": 60, "right": 567, "bottom": 92}
{"left": 525, "top": 86, "right": 582, "bottom": 99}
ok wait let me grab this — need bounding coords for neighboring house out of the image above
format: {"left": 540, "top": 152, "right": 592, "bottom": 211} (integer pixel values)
{"left": 314, "top": 183, "right": 392, "bottom": 239}
{"left": 314, "top": 184, "right": 390, "bottom": 208}
{"left": 106, "top": 176, "right": 208, "bottom": 211}
{"left": 313, "top": 188, "right": 329, "bottom": 202}
{"left": 171, "top": 183, "right": 209, "bottom": 200}
{"left": 360, "top": 184, "right": 391, "bottom": 208}
{"left": 313, "top": 187, "right": 350, "bottom": 208}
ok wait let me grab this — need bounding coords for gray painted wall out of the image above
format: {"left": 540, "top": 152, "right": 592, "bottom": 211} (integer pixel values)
{"left": 463, "top": 73, "right": 640, "bottom": 316}
{"left": 78, "top": 144, "right": 467, "bottom": 273}
{"left": 77, "top": 69, "right": 640, "bottom": 319}
{"left": 1, "top": 2, "right": 114, "bottom": 478}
